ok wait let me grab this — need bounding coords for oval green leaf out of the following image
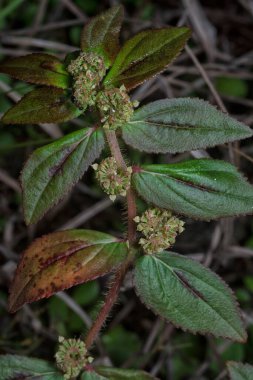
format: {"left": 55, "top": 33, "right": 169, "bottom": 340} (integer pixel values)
{"left": 104, "top": 27, "right": 191, "bottom": 90}
{"left": 122, "top": 98, "right": 252, "bottom": 153}
{"left": 8, "top": 229, "right": 128, "bottom": 313}
{"left": 132, "top": 159, "right": 253, "bottom": 220}
{"left": 0, "top": 53, "right": 70, "bottom": 89}
{"left": 96, "top": 367, "right": 158, "bottom": 380}
{"left": 1, "top": 87, "right": 82, "bottom": 124}
{"left": 0, "top": 354, "right": 64, "bottom": 380}
{"left": 227, "top": 362, "right": 253, "bottom": 380}
{"left": 134, "top": 252, "right": 247, "bottom": 342}
{"left": 21, "top": 127, "right": 105, "bottom": 224}
{"left": 81, "top": 5, "right": 124, "bottom": 67}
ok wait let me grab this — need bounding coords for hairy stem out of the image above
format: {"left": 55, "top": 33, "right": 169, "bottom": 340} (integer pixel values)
{"left": 85, "top": 130, "right": 137, "bottom": 349}
{"left": 105, "top": 130, "right": 126, "bottom": 169}
{"left": 85, "top": 263, "right": 128, "bottom": 350}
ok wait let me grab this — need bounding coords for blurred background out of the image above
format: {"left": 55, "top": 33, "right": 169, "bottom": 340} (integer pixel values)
{"left": 0, "top": 1, "right": 253, "bottom": 379}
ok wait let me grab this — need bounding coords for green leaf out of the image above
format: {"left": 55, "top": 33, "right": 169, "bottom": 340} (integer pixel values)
{"left": 132, "top": 159, "right": 253, "bottom": 220}
{"left": 227, "top": 361, "right": 253, "bottom": 380}
{"left": 81, "top": 372, "right": 107, "bottom": 380}
{"left": 104, "top": 27, "right": 191, "bottom": 90}
{"left": 21, "top": 127, "right": 104, "bottom": 224}
{"left": 81, "top": 5, "right": 124, "bottom": 67}
{"left": 96, "top": 367, "right": 157, "bottom": 380}
{"left": 8, "top": 229, "right": 128, "bottom": 313}
{"left": 1, "top": 87, "right": 82, "bottom": 124}
{"left": 0, "top": 354, "right": 64, "bottom": 380}
{"left": 0, "top": 53, "right": 70, "bottom": 89}
{"left": 122, "top": 98, "right": 252, "bottom": 153}
{"left": 134, "top": 252, "right": 247, "bottom": 342}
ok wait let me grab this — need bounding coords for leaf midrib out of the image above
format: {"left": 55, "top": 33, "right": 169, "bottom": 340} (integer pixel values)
{"left": 152, "top": 255, "right": 243, "bottom": 339}
{"left": 139, "top": 169, "right": 251, "bottom": 201}
{"left": 107, "top": 29, "right": 186, "bottom": 83}
{"left": 128, "top": 120, "right": 223, "bottom": 131}
{"left": 26, "top": 134, "right": 89, "bottom": 221}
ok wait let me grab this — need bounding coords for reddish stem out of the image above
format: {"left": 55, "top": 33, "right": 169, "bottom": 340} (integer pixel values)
{"left": 85, "top": 130, "right": 137, "bottom": 349}
{"left": 85, "top": 265, "right": 127, "bottom": 349}
{"left": 105, "top": 130, "right": 126, "bottom": 169}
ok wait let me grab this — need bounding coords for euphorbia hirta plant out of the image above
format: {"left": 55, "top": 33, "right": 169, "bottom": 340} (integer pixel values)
{"left": 1, "top": 5, "right": 253, "bottom": 380}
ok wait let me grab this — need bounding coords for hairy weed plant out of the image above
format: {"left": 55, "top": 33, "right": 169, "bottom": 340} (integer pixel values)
{"left": 1, "top": 5, "right": 253, "bottom": 380}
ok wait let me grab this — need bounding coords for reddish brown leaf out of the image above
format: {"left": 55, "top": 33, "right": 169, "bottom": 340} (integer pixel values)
{"left": 0, "top": 53, "right": 70, "bottom": 88}
{"left": 81, "top": 5, "right": 124, "bottom": 67}
{"left": 104, "top": 27, "right": 191, "bottom": 90}
{"left": 1, "top": 87, "right": 82, "bottom": 124}
{"left": 8, "top": 230, "right": 128, "bottom": 313}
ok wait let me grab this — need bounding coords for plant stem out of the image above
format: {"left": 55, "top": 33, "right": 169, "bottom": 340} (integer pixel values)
{"left": 85, "top": 263, "right": 127, "bottom": 350}
{"left": 127, "top": 188, "right": 137, "bottom": 244}
{"left": 105, "top": 130, "right": 126, "bottom": 169}
{"left": 105, "top": 130, "right": 137, "bottom": 244}
{"left": 85, "top": 130, "right": 137, "bottom": 349}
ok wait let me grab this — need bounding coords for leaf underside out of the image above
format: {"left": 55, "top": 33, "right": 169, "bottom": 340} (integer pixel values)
{"left": 132, "top": 159, "right": 253, "bottom": 220}
{"left": 134, "top": 252, "right": 247, "bottom": 342}
{"left": 227, "top": 361, "right": 253, "bottom": 380}
{"left": 1, "top": 87, "right": 82, "bottom": 124}
{"left": 0, "top": 354, "right": 63, "bottom": 380}
{"left": 0, "top": 53, "right": 70, "bottom": 89}
{"left": 104, "top": 27, "right": 191, "bottom": 90}
{"left": 8, "top": 230, "right": 128, "bottom": 313}
{"left": 81, "top": 5, "right": 124, "bottom": 67}
{"left": 21, "top": 127, "right": 105, "bottom": 225}
{"left": 122, "top": 98, "right": 252, "bottom": 153}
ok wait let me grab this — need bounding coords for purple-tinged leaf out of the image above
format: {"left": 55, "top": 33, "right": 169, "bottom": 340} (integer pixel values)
{"left": 122, "top": 98, "right": 252, "bottom": 153}
{"left": 132, "top": 159, "right": 253, "bottom": 220}
{"left": 0, "top": 53, "right": 70, "bottom": 89}
{"left": 8, "top": 230, "right": 128, "bottom": 313}
{"left": 21, "top": 127, "right": 105, "bottom": 224}
{"left": 104, "top": 27, "right": 191, "bottom": 90}
{"left": 81, "top": 5, "right": 124, "bottom": 67}
{"left": 134, "top": 252, "right": 247, "bottom": 342}
{"left": 1, "top": 87, "right": 82, "bottom": 124}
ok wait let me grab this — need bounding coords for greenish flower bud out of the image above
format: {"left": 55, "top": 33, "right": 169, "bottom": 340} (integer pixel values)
{"left": 134, "top": 208, "right": 184, "bottom": 254}
{"left": 55, "top": 336, "right": 93, "bottom": 379}
{"left": 92, "top": 157, "right": 132, "bottom": 201}
{"left": 96, "top": 86, "right": 136, "bottom": 130}
{"left": 67, "top": 52, "right": 106, "bottom": 109}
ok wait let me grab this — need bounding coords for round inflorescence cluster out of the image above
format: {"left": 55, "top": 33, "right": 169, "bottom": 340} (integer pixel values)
{"left": 134, "top": 208, "right": 185, "bottom": 254}
{"left": 96, "top": 85, "right": 138, "bottom": 130}
{"left": 67, "top": 52, "right": 106, "bottom": 109}
{"left": 93, "top": 157, "right": 132, "bottom": 201}
{"left": 55, "top": 336, "right": 93, "bottom": 379}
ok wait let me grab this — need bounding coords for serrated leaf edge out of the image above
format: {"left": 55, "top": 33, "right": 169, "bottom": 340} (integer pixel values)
{"left": 134, "top": 253, "right": 247, "bottom": 343}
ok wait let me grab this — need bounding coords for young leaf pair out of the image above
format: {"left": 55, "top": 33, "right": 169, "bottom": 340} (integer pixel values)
{"left": 0, "top": 5, "right": 190, "bottom": 125}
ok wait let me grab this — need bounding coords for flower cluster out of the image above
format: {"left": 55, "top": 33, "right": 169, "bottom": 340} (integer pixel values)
{"left": 67, "top": 52, "right": 106, "bottom": 109}
{"left": 93, "top": 157, "right": 132, "bottom": 201}
{"left": 134, "top": 208, "right": 185, "bottom": 254}
{"left": 96, "top": 85, "right": 138, "bottom": 130}
{"left": 55, "top": 336, "right": 93, "bottom": 379}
